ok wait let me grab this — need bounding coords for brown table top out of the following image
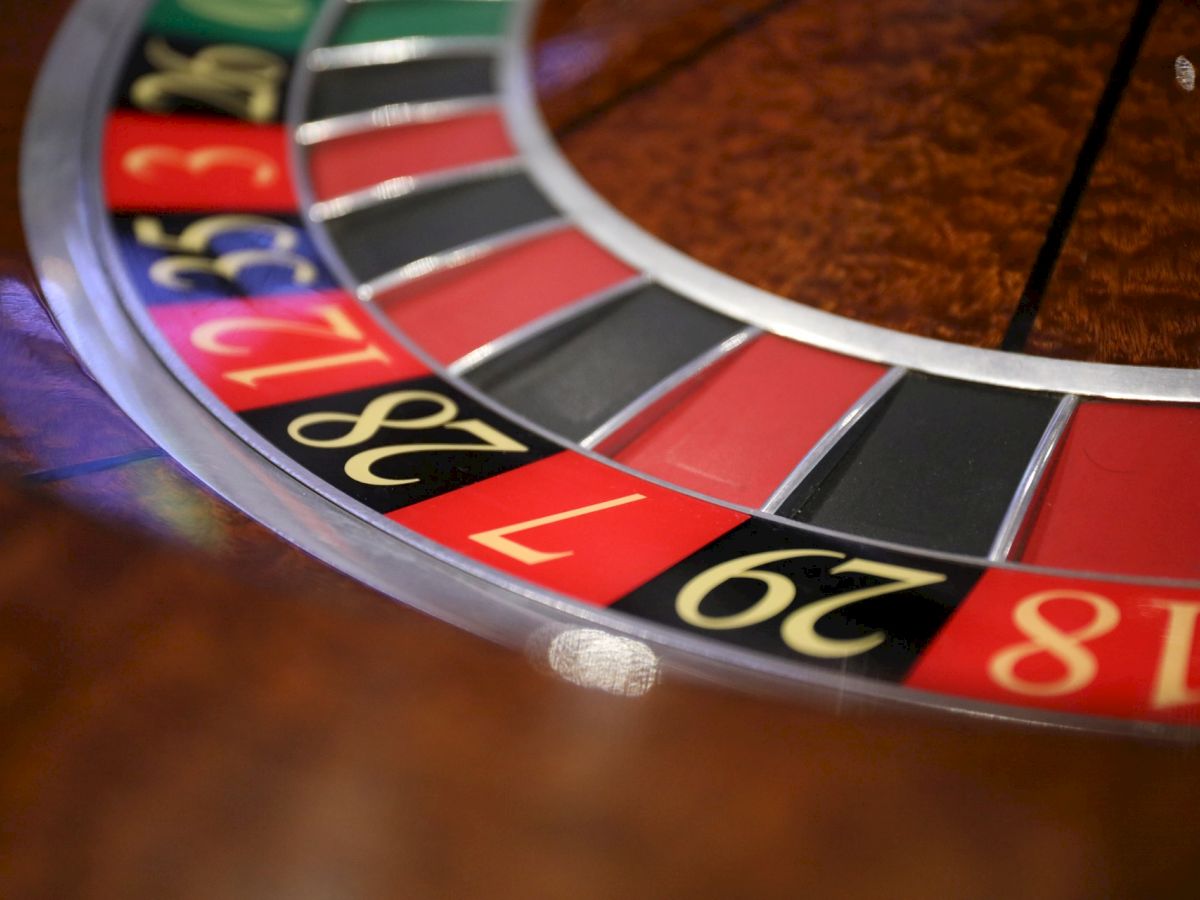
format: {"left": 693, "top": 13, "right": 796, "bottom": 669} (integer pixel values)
{"left": 4, "top": 2, "right": 1200, "bottom": 898}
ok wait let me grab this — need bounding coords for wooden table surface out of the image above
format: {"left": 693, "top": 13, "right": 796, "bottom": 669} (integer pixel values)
{"left": 4, "top": 2, "right": 1200, "bottom": 898}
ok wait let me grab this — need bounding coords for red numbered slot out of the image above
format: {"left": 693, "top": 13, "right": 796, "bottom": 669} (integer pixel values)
{"left": 1017, "top": 400, "right": 1200, "bottom": 580}
{"left": 150, "top": 290, "right": 427, "bottom": 411}
{"left": 307, "top": 112, "right": 515, "bottom": 201}
{"left": 104, "top": 111, "right": 295, "bottom": 213}
{"left": 608, "top": 335, "right": 887, "bottom": 507}
{"left": 907, "top": 569, "right": 1200, "bottom": 723}
{"left": 375, "top": 228, "right": 638, "bottom": 365}
{"left": 389, "top": 451, "right": 748, "bottom": 606}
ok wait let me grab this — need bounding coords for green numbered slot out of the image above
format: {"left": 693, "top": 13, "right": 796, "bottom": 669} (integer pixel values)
{"left": 145, "top": 0, "right": 320, "bottom": 55}
{"left": 332, "top": 1, "right": 513, "bottom": 45}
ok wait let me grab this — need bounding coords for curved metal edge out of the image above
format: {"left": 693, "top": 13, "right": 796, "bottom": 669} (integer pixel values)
{"left": 501, "top": 0, "right": 1200, "bottom": 403}
{"left": 16, "top": 0, "right": 1200, "bottom": 742}
{"left": 18, "top": 0, "right": 587, "bottom": 663}
{"left": 294, "top": 0, "right": 1200, "bottom": 593}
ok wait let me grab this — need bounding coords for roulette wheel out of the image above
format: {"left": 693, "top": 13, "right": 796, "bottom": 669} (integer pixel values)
{"left": 8, "top": 1, "right": 1200, "bottom": 896}
{"left": 12, "top": 0, "right": 1200, "bottom": 738}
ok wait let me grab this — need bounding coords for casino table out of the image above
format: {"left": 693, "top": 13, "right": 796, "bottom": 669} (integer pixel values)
{"left": 6, "top": 0, "right": 1200, "bottom": 896}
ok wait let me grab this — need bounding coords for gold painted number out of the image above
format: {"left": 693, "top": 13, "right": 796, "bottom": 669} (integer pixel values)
{"left": 1150, "top": 600, "right": 1200, "bottom": 710}
{"left": 676, "top": 550, "right": 946, "bottom": 659}
{"left": 149, "top": 252, "right": 317, "bottom": 291}
{"left": 135, "top": 214, "right": 293, "bottom": 253}
{"left": 988, "top": 591, "right": 1120, "bottom": 697}
{"left": 131, "top": 38, "right": 286, "bottom": 122}
{"left": 123, "top": 145, "right": 280, "bottom": 188}
{"left": 191, "top": 305, "right": 391, "bottom": 388}
{"left": 287, "top": 391, "right": 528, "bottom": 486}
{"left": 989, "top": 592, "right": 1200, "bottom": 708}
{"left": 135, "top": 214, "right": 316, "bottom": 291}
{"left": 469, "top": 494, "right": 647, "bottom": 565}
{"left": 783, "top": 558, "right": 949, "bottom": 657}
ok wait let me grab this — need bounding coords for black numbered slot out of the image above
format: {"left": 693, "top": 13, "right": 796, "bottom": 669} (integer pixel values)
{"left": 307, "top": 58, "right": 494, "bottom": 120}
{"left": 325, "top": 173, "right": 558, "bottom": 283}
{"left": 777, "top": 374, "right": 1060, "bottom": 556}
{"left": 117, "top": 34, "right": 292, "bottom": 124}
{"left": 239, "top": 376, "right": 560, "bottom": 514}
{"left": 612, "top": 518, "right": 984, "bottom": 681}
{"left": 464, "top": 284, "right": 743, "bottom": 443}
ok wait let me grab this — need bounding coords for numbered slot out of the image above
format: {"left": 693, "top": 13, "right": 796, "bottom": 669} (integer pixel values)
{"left": 119, "top": 36, "right": 289, "bottom": 123}
{"left": 330, "top": 1, "right": 513, "bottom": 46}
{"left": 907, "top": 569, "right": 1200, "bottom": 723}
{"left": 149, "top": 290, "right": 427, "bottom": 410}
{"left": 306, "top": 57, "right": 494, "bottom": 122}
{"left": 376, "top": 227, "right": 638, "bottom": 366}
{"left": 113, "top": 212, "right": 338, "bottom": 304}
{"left": 608, "top": 335, "right": 887, "bottom": 507}
{"left": 306, "top": 110, "right": 514, "bottom": 200}
{"left": 143, "top": 0, "right": 320, "bottom": 55}
{"left": 390, "top": 451, "right": 747, "bottom": 605}
{"left": 463, "top": 284, "right": 743, "bottom": 444}
{"left": 323, "top": 173, "right": 559, "bottom": 285}
{"left": 1017, "top": 401, "right": 1200, "bottom": 580}
{"left": 613, "top": 519, "right": 981, "bottom": 680}
{"left": 777, "top": 374, "right": 1061, "bottom": 557}
{"left": 104, "top": 111, "right": 295, "bottom": 213}
{"left": 239, "top": 376, "right": 559, "bottom": 512}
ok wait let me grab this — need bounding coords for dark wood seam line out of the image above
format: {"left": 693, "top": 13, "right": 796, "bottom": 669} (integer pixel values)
{"left": 555, "top": 0, "right": 806, "bottom": 139}
{"left": 999, "top": 0, "right": 1162, "bottom": 352}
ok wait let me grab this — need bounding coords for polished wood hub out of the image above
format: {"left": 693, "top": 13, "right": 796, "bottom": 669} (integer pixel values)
{"left": 537, "top": 0, "right": 1200, "bottom": 366}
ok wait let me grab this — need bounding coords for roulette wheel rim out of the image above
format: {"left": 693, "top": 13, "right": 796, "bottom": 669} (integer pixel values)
{"left": 19, "top": 0, "right": 1200, "bottom": 737}
{"left": 501, "top": 1, "right": 1199, "bottom": 403}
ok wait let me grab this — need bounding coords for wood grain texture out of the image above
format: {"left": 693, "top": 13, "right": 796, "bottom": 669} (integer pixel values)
{"left": 4, "top": 3, "right": 1200, "bottom": 898}
{"left": 1028, "top": 0, "right": 1200, "bottom": 366}
{"left": 5, "top": 477, "right": 1200, "bottom": 900}
{"left": 537, "top": 0, "right": 1132, "bottom": 347}
{"left": 535, "top": 0, "right": 781, "bottom": 131}
{"left": 0, "top": 0, "right": 68, "bottom": 258}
